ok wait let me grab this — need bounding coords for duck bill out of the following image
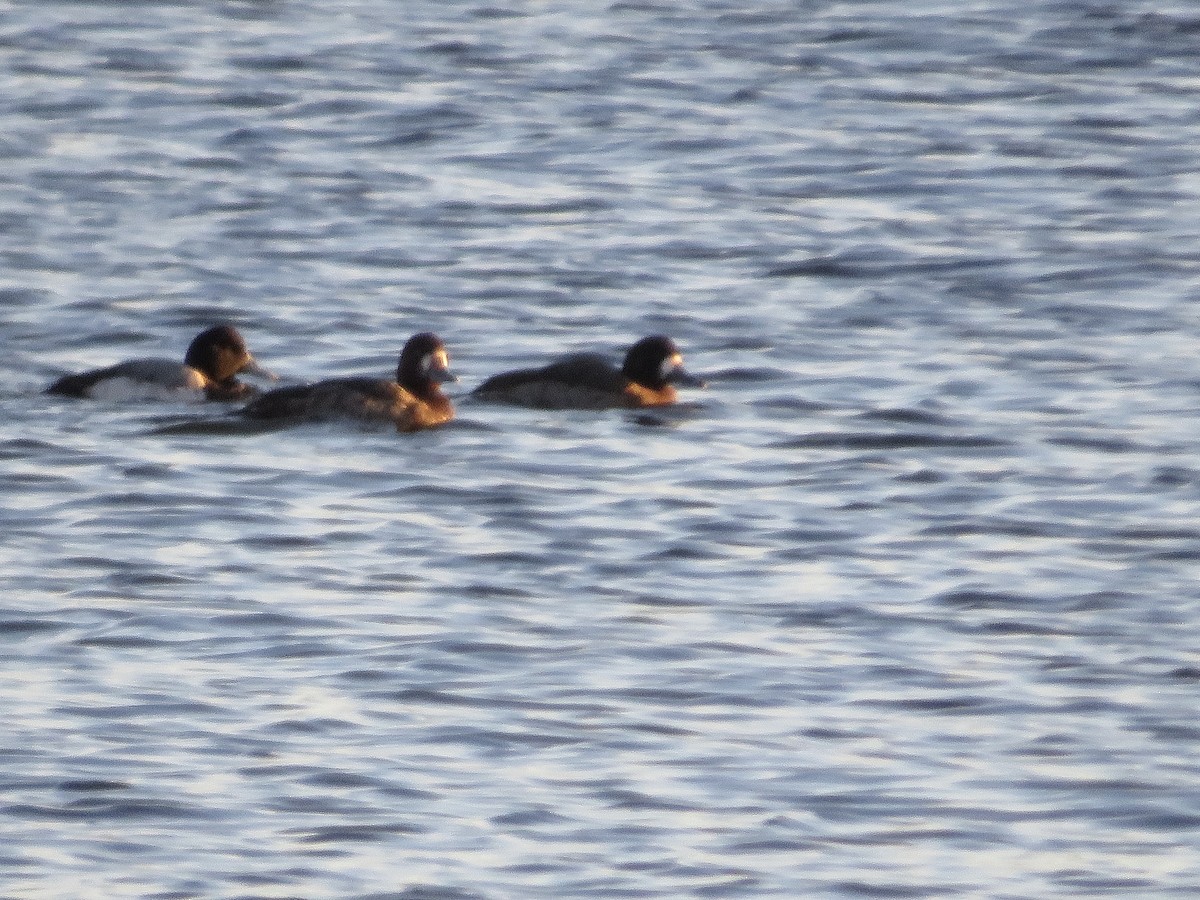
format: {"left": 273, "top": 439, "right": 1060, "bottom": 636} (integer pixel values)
{"left": 241, "top": 357, "right": 279, "bottom": 381}
{"left": 430, "top": 366, "right": 459, "bottom": 385}
{"left": 670, "top": 369, "right": 706, "bottom": 389}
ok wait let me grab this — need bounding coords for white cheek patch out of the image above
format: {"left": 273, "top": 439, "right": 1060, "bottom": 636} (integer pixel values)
{"left": 659, "top": 354, "right": 683, "bottom": 380}
{"left": 423, "top": 350, "right": 449, "bottom": 373}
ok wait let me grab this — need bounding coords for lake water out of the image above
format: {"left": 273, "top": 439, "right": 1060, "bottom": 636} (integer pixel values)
{"left": 2, "top": 1, "right": 1199, "bottom": 897}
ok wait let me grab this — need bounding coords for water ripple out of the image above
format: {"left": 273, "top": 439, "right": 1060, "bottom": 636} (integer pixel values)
{"left": 2, "top": 1, "right": 1199, "bottom": 898}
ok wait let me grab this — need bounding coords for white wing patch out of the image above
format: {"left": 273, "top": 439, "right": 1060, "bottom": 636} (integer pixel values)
{"left": 87, "top": 361, "right": 208, "bottom": 401}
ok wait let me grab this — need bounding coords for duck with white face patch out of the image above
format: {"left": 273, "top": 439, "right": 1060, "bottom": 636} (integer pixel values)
{"left": 473, "top": 335, "right": 705, "bottom": 410}
{"left": 241, "top": 332, "right": 457, "bottom": 432}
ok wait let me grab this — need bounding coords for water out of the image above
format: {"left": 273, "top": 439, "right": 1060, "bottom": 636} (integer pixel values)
{"left": 2, "top": 1, "right": 1200, "bottom": 897}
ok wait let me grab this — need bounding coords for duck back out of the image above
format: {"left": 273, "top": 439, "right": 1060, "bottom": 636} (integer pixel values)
{"left": 474, "top": 353, "right": 629, "bottom": 410}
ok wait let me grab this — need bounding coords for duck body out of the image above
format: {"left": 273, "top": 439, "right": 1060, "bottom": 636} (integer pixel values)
{"left": 46, "top": 325, "right": 270, "bottom": 402}
{"left": 242, "top": 377, "right": 453, "bottom": 431}
{"left": 47, "top": 358, "right": 210, "bottom": 401}
{"left": 474, "top": 353, "right": 652, "bottom": 410}
{"left": 473, "top": 336, "right": 704, "bottom": 410}
{"left": 241, "top": 332, "right": 455, "bottom": 432}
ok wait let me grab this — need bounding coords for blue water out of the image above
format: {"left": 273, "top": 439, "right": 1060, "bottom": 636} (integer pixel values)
{"left": 2, "top": 1, "right": 1199, "bottom": 897}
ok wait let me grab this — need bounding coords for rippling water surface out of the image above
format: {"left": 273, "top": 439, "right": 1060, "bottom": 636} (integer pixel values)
{"left": 3, "top": 1, "right": 1200, "bottom": 897}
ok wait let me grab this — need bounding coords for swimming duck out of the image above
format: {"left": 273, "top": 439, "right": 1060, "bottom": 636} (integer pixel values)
{"left": 46, "top": 324, "right": 273, "bottom": 401}
{"left": 241, "top": 332, "right": 456, "bottom": 431}
{"left": 473, "top": 335, "right": 705, "bottom": 410}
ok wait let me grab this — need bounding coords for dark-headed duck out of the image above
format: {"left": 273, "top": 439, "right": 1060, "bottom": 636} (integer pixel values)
{"left": 46, "top": 324, "right": 273, "bottom": 401}
{"left": 473, "top": 335, "right": 704, "bottom": 410}
{"left": 241, "top": 332, "right": 456, "bottom": 432}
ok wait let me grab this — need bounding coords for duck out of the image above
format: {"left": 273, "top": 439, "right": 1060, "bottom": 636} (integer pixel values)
{"left": 241, "top": 332, "right": 456, "bottom": 432}
{"left": 46, "top": 324, "right": 273, "bottom": 401}
{"left": 472, "top": 335, "right": 705, "bottom": 410}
